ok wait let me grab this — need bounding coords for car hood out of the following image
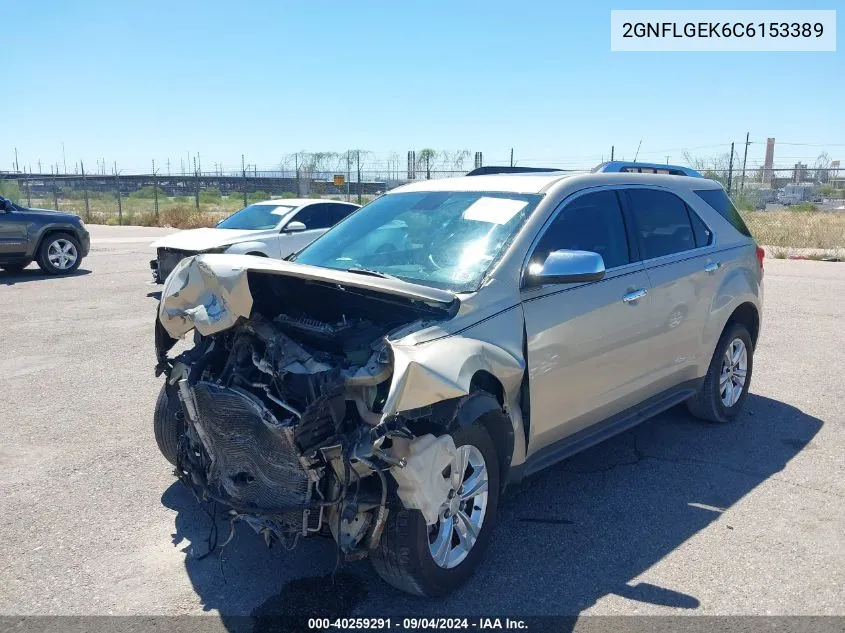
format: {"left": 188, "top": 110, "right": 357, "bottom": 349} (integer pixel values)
{"left": 158, "top": 253, "right": 459, "bottom": 339}
{"left": 21, "top": 208, "right": 81, "bottom": 221}
{"left": 150, "top": 227, "right": 269, "bottom": 251}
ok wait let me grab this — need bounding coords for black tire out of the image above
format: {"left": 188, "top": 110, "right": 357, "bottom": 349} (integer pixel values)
{"left": 154, "top": 383, "right": 184, "bottom": 466}
{"left": 0, "top": 262, "right": 29, "bottom": 272}
{"left": 371, "top": 424, "right": 500, "bottom": 597}
{"left": 686, "top": 322, "right": 754, "bottom": 423}
{"left": 36, "top": 232, "right": 83, "bottom": 275}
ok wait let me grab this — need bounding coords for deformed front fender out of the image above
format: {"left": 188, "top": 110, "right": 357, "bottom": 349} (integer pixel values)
{"left": 382, "top": 336, "right": 524, "bottom": 416}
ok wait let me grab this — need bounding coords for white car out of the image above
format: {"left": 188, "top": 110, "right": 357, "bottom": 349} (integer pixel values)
{"left": 149, "top": 198, "right": 359, "bottom": 282}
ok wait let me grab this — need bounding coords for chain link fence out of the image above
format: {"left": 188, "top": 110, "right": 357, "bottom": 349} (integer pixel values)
{"left": 1, "top": 165, "right": 843, "bottom": 257}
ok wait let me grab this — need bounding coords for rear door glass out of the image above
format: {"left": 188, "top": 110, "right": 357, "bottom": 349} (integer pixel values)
{"left": 625, "top": 189, "right": 696, "bottom": 259}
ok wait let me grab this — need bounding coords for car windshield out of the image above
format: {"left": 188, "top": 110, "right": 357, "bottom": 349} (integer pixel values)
{"left": 294, "top": 191, "right": 542, "bottom": 292}
{"left": 216, "top": 203, "right": 295, "bottom": 230}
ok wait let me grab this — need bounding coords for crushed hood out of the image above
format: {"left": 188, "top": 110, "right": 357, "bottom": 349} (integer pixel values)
{"left": 150, "top": 228, "right": 267, "bottom": 251}
{"left": 158, "top": 253, "right": 458, "bottom": 339}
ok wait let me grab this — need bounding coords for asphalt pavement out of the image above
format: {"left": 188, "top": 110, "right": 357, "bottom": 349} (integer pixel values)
{"left": 0, "top": 225, "right": 842, "bottom": 619}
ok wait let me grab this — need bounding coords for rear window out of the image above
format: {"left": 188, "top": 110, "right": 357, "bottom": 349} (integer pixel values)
{"left": 693, "top": 189, "right": 752, "bottom": 237}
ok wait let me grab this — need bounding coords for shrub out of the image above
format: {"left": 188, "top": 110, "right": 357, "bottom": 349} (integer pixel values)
{"left": 160, "top": 204, "right": 220, "bottom": 229}
{"left": 248, "top": 190, "right": 270, "bottom": 202}
{"left": 198, "top": 187, "right": 222, "bottom": 203}
{"left": 129, "top": 186, "right": 168, "bottom": 199}
{"left": 790, "top": 202, "right": 818, "bottom": 213}
{"left": 280, "top": 191, "right": 299, "bottom": 199}
{"left": 0, "top": 180, "right": 22, "bottom": 202}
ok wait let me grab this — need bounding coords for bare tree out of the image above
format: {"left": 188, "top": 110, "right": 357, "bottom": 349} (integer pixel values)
{"left": 417, "top": 148, "right": 437, "bottom": 179}
{"left": 814, "top": 152, "right": 831, "bottom": 183}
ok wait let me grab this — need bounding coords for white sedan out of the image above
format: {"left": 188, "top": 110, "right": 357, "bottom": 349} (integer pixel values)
{"left": 149, "top": 198, "right": 359, "bottom": 282}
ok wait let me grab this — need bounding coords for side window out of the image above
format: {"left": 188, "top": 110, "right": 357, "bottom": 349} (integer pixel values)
{"left": 688, "top": 207, "right": 712, "bottom": 247}
{"left": 292, "top": 204, "right": 333, "bottom": 230}
{"left": 330, "top": 204, "right": 358, "bottom": 225}
{"left": 693, "top": 188, "right": 752, "bottom": 237}
{"left": 626, "top": 189, "right": 695, "bottom": 259}
{"left": 531, "top": 190, "right": 630, "bottom": 270}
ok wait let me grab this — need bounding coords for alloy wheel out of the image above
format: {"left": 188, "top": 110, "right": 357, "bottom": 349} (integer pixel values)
{"left": 428, "top": 444, "right": 489, "bottom": 569}
{"left": 47, "top": 239, "right": 78, "bottom": 270}
{"left": 720, "top": 338, "right": 748, "bottom": 407}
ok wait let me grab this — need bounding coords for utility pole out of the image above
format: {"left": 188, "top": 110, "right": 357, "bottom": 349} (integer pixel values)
{"left": 193, "top": 157, "right": 199, "bottom": 210}
{"left": 197, "top": 152, "right": 201, "bottom": 176}
{"left": 242, "top": 154, "right": 248, "bottom": 208}
{"left": 14, "top": 147, "right": 19, "bottom": 172}
{"left": 166, "top": 158, "right": 171, "bottom": 176}
{"left": 740, "top": 132, "right": 750, "bottom": 191}
{"left": 115, "top": 161, "right": 122, "bottom": 224}
{"left": 346, "top": 151, "right": 351, "bottom": 202}
{"left": 295, "top": 153, "right": 300, "bottom": 196}
{"left": 38, "top": 159, "right": 42, "bottom": 173}
{"left": 666, "top": 155, "right": 670, "bottom": 164}
{"left": 152, "top": 159, "right": 159, "bottom": 223}
{"left": 611, "top": 146, "right": 615, "bottom": 161}
{"left": 62, "top": 143, "right": 67, "bottom": 174}
{"left": 24, "top": 166, "right": 32, "bottom": 207}
{"left": 356, "top": 150, "right": 362, "bottom": 204}
{"left": 51, "top": 166, "right": 59, "bottom": 210}
{"left": 81, "top": 160, "right": 89, "bottom": 221}
{"left": 727, "top": 142, "right": 735, "bottom": 195}
{"left": 509, "top": 148, "right": 514, "bottom": 167}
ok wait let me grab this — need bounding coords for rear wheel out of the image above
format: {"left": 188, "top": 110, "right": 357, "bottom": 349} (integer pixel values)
{"left": 154, "top": 383, "right": 184, "bottom": 465}
{"left": 371, "top": 424, "right": 499, "bottom": 596}
{"left": 687, "top": 322, "right": 754, "bottom": 423}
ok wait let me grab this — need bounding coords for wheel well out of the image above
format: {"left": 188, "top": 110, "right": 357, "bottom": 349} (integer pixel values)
{"left": 36, "top": 229, "right": 76, "bottom": 254}
{"left": 470, "top": 371, "right": 513, "bottom": 489}
{"left": 727, "top": 302, "right": 760, "bottom": 347}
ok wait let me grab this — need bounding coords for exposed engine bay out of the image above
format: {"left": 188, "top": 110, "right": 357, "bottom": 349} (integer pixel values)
{"left": 154, "top": 258, "right": 478, "bottom": 557}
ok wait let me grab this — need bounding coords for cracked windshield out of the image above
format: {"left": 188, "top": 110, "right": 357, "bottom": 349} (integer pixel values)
{"left": 294, "top": 191, "right": 543, "bottom": 292}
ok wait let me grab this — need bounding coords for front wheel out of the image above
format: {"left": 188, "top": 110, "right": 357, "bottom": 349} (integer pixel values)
{"left": 154, "top": 383, "right": 184, "bottom": 466}
{"left": 36, "top": 233, "right": 82, "bottom": 275}
{"left": 687, "top": 322, "right": 754, "bottom": 423}
{"left": 371, "top": 424, "right": 499, "bottom": 596}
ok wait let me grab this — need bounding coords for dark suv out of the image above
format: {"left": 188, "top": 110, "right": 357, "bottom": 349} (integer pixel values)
{"left": 0, "top": 196, "right": 90, "bottom": 274}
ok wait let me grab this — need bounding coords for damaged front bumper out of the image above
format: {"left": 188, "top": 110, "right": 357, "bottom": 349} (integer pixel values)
{"left": 154, "top": 254, "right": 520, "bottom": 555}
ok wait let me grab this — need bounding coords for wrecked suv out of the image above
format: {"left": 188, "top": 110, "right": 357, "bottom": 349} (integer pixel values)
{"left": 153, "top": 163, "right": 763, "bottom": 596}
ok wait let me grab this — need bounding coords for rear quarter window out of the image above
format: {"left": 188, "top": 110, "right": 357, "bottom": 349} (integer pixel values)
{"left": 693, "top": 189, "right": 752, "bottom": 238}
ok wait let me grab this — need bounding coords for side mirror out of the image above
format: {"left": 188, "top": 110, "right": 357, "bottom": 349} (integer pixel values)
{"left": 525, "top": 249, "right": 605, "bottom": 287}
{"left": 0, "top": 197, "right": 11, "bottom": 212}
{"left": 284, "top": 220, "right": 307, "bottom": 233}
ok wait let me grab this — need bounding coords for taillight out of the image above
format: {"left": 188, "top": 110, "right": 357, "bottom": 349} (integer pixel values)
{"left": 756, "top": 245, "right": 765, "bottom": 276}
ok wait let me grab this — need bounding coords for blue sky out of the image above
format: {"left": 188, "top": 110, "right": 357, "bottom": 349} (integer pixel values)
{"left": 2, "top": 0, "right": 842, "bottom": 173}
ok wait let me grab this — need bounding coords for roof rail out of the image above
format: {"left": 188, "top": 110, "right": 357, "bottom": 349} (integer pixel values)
{"left": 593, "top": 161, "right": 702, "bottom": 178}
{"left": 465, "top": 166, "right": 564, "bottom": 176}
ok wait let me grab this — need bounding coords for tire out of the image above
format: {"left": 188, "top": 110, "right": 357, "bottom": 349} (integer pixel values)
{"left": 154, "top": 383, "right": 184, "bottom": 466}
{"left": 0, "top": 262, "right": 30, "bottom": 272}
{"left": 371, "top": 424, "right": 500, "bottom": 596}
{"left": 686, "top": 322, "right": 754, "bottom": 423}
{"left": 36, "top": 233, "right": 83, "bottom": 275}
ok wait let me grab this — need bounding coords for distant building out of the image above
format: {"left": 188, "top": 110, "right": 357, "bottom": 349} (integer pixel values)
{"left": 762, "top": 138, "right": 775, "bottom": 185}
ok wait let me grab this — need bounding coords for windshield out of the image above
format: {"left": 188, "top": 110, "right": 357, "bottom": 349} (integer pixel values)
{"left": 216, "top": 203, "right": 295, "bottom": 230}
{"left": 294, "top": 191, "right": 542, "bottom": 292}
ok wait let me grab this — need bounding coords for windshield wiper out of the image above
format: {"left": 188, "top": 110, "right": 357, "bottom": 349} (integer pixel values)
{"left": 345, "top": 267, "right": 399, "bottom": 280}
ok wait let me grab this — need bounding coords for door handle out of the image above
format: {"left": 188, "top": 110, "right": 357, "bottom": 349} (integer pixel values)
{"left": 622, "top": 288, "right": 648, "bottom": 304}
{"left": 704, "top": 262, "right": 721, "bottom": 273}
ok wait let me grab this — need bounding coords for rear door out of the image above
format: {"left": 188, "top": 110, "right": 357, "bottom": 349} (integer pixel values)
{"left": 622, "top": 187, "right": 719, "bottom": 390}
{"left": 522, "top": 189, "right": 655, "bottom": 453}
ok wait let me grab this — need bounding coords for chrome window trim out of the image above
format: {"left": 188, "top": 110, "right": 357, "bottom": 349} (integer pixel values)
{"left": 520, "top": 184, "right": 640, "bottom": 289}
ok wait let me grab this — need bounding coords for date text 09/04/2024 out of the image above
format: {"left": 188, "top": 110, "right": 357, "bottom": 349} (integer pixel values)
{"left": 307, "top": 618, "right": 529, "bottom": 630}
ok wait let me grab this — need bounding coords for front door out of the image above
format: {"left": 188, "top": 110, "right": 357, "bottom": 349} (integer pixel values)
{"left": 521, "top": 189, "right": 655, "bottom": 454}
{"left": 0, "top": 209, "right": 30, "bottom": 258}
